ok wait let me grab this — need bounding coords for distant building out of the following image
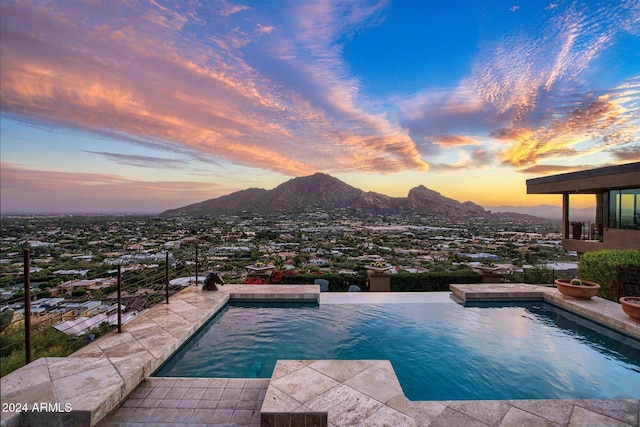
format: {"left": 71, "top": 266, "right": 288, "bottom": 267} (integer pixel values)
{"left": 526, "top": 162, "right": 640, "bottom": 253}
{"left": 457, "top": 252, "right": 500, "bottom": 261}
{"left": 54, "top": 269, "right": 90, "bottom": 276}
{"left": 58, "top": 278, "right": 116, "bottom": 295}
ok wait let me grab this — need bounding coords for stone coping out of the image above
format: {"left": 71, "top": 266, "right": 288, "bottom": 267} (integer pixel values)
{"left": 261, "top": 360, "right": 416, "bottom": 427}
{"left": 450, "top": 283, "right": 640, "bottom": 339}
{"left": 0, "top": 284, "right": 319, "bottom": 427}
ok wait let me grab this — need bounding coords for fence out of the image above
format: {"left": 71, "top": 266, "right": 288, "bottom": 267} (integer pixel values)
{"left": 502, "top": 267, "right": 573, "bottom": 285}
{"left": 617, "top": 265, "right": 640, "bottom": 299}
{"left": 0, "top": 244, "right": 203, "bottom": 377}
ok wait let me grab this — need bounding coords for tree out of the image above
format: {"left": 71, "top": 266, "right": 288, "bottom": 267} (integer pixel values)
{"left": 71, "top": 289, "right": 87, "bottom": 297}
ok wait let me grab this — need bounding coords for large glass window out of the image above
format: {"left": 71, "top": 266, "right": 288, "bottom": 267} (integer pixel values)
{"left": 609, "top": 189, "right": 640, "bottom": 229}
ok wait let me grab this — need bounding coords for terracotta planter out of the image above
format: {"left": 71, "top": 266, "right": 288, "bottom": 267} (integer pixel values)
{"left": 555, "top": 279, "right": 600, "bottom": 299}
{"left": 620, "top": 297, "right": 640, "bottom": 320}
{"left": 365, "top": 266, "right": 391, "bottom": 292}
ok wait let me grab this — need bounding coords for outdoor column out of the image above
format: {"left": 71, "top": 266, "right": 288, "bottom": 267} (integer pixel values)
{"left": 595, "top": 193, "right": 604, "bottom": 240}
{"left": 562, "top": 193, "right": 570, "bottom": 239}
{"left": 365, "top": 265, "right": 391, "bottom": 292}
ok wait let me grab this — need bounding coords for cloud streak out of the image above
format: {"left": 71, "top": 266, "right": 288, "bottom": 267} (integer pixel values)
{"left": 83, "top": 151, "right": 196, "bottom": 169}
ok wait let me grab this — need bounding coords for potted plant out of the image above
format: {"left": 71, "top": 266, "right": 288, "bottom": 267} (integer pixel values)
{"left": 620, "top": 296, "right": 640, "bottom": 320}
{"left": 555, "top": 278, "right": 601, "bottom": 299}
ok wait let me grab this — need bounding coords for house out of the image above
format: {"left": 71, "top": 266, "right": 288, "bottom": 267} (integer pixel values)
{"left": 526, "top": 162, "right": 640, "bottom": 253}
{"left": 74, "top": 300, "right": 102, "bottom": 316}
{"left": 58, "top": 278, "right": 117, "bottom": 295}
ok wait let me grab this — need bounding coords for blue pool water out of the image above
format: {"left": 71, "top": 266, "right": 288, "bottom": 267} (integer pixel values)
{"left": 153, "top": 300, "right": 640, "bottom": 401}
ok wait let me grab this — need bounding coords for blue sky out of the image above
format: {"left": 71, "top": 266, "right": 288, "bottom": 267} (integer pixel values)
{"left": 1, "top": 0, "right": 638, "bottom": 213}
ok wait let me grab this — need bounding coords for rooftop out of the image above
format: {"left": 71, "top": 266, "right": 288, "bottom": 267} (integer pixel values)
{"left": 526, "top": 162, "right": 640, "bottom": 194}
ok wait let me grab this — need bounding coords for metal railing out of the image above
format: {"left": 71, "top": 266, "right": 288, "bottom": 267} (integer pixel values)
{"left": 502, "top": 268, "right": 573, "bottom": 285}
{"left": 0, "top": 245, "right": 202, "bottom": 377}
{"left": 569, "top": 221, "right": 603, "bottom": 241}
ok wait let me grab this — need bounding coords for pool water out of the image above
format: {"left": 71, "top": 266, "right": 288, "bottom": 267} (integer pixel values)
{"left": 153, "top": 300, "right": 640, "bottom": 401}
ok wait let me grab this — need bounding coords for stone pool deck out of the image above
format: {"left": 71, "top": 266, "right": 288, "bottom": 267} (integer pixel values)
{"left": 1, "top": 283, "right": 639, "bottom": 427}
{"left": 450, "top": 282, "right": 640, "bottom": 339}
{"left": 0, "top": 284, "right": 318, "bottom": 427}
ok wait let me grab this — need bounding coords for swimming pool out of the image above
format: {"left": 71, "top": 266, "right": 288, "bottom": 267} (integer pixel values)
{"left": 153, "top": 298, "right": 640, "bottom": 401}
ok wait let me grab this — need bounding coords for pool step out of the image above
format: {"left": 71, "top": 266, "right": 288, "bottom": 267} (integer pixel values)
{"left": 261, "top": 360, "right": 416, "bottom": 427}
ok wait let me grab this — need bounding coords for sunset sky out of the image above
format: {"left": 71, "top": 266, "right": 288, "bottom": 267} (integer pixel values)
{"left": 1, "top": 0, "right": 639, "bottom": 214}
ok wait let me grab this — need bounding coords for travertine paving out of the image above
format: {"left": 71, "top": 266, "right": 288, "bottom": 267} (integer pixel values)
{"left": 2, "top": 284, "right": 639, "bottom": 426}
{"left": 0, "top": 284, "right": 318, "bottom": 427}
{"left": 261, "top": 360, "right": 416, "bottom": 427}
{"left": 99, "top": 377, "right": 268, "bottom": 427}
{"left": 411, "top": 399, "right": 639, "bottom": 427}
{"left": 99, "top": 380, "right": 640, "bottom": 427}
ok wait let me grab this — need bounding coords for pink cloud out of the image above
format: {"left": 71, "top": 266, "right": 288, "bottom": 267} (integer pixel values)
{"left": 0, "top": 162, "right": 223, "bottom": 213}
{"left": 433, "top": 135, "right": 481, "bottom": 148}
{"left": 611, "top": 146, "right": 640, "bottom": 162}
{"left": 428, "top": 148, "right": 494, "bottom": 172}
{"left": 220, "top": 3, "right": 250, "bottom": 17}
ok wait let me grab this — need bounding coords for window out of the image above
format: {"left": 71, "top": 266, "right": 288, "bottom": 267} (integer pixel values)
{"left": 609, "top": 189, "right": 640, "bottom": 229}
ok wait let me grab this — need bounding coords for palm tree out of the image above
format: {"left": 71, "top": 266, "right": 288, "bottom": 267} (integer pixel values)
{"left": 273, "top": 257, "right": 285, "bottom": 271}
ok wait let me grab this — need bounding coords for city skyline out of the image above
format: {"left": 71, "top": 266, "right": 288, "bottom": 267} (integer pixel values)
{"left": 1, "top": 0, "right": 639, "bottom": 214}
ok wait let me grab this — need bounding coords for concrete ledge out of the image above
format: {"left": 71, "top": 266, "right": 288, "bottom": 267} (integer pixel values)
{"left": 450, "top": 283, "right": 640, "bottom": 339}
{"left": 0, "top": 284, "right": 319, "bottom": 427}
{"left": 226, "top": 284, "right": 320, "bottom": 302}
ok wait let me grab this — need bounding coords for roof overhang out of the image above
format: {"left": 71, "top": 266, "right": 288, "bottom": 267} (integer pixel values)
{"left": 526, "top": 162, "right": 640, "bottom": 194}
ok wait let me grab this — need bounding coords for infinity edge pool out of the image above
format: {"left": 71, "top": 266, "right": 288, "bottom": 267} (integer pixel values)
{"left": 2, "top": 284, "right": 639, "bottom": 427}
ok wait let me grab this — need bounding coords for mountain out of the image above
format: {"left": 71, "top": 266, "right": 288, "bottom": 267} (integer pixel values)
{"left": 162, "top": 173, "right": 490, "bottom": 217}
{"left": 485, "top": 204, "right": 595, "bottom": 220}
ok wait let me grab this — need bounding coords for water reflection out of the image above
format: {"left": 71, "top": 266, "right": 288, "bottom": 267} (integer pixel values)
{"left": 153, "top": 301, "right": 640, "bottom": 400}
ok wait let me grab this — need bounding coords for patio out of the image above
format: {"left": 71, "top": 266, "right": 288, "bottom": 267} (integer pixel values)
{"left": 1, "top": 284, "right": 638, "bottom": 427}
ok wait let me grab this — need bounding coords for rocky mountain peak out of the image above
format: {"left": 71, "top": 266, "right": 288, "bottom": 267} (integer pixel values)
{"left": 162, "top": 174, "right": 489, "bottom": 217}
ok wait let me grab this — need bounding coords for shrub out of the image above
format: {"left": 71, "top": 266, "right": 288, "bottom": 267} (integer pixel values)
{"left": 578, "top": 250, "right": 640, "bottom": 301}
{"left": 279, "top": 272, "right": 365, "bottom": 291}
{"left": 523, "top": 265, "right": 556, "bottom": 285}
{"left": 391, "top": 271, "right": 482, "bottom": 291}
{"left": 71, "top": 289, "right": 87, "bottom": 297}
{"left": 38, "top": 281, "right": 56, "bottom": 290}
{"left": 0, "top": 324, "right": 85, "bottom": 377}
{"left": 277, "top": 270, "right": 482, "bottom": 292}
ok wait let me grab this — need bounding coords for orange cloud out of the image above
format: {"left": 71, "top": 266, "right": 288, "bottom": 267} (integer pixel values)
{"left": 495, "top": 92, "right": 638, "bottom": 167}
{"left": 518, "top": 164, "right": 592, "bottom": 174}
{"left": 0, "top": 0, "right": 427, "bottom": 178}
